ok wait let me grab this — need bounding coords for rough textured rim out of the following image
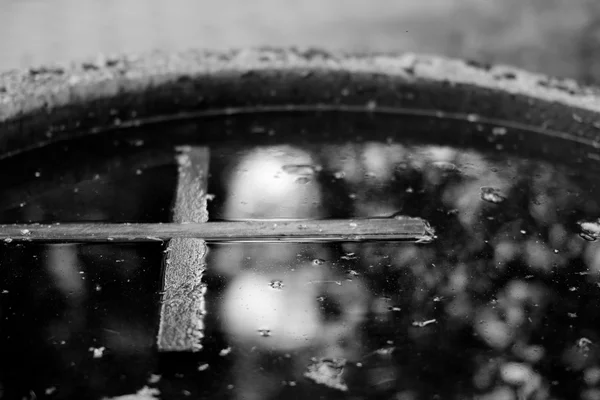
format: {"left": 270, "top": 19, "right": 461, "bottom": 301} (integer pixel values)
{"left": 1, "top": 48, "right": 600, "bottom": 157}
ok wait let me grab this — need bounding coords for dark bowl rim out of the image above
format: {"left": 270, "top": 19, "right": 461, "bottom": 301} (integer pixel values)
{"left": 1, "top": 48, "right": 600, "bottom": 158}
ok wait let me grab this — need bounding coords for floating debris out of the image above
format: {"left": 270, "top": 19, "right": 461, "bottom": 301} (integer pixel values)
{"left": 341, "top": 252, "right": 357, "bottom": 261}
{"left": 45, "top": 387, "right": 57, "bottom": 396}
{"left": 258, "top": 328, "right": 272, "bottom": 337}
{"left": 89, "top": 346, "right": 106, "bottom": 359}
{"left": 578, "top": 219, "right": 600, "bottom": 241}
{"left": 412, "top": 319, "right": 437, "bottom": 328}
{"left": 578, "top": 338, "right": 593, "bottom": 354}
{"left": 312, "top": 258, "right": 326, "bottom": 266}
{"left": 198, "top": 364, "right": 209, "bottom": 372}
{"left": 269, "top": 280, "right": 284, "bottom": 290}
{"left": 147, "top": 375, "right": 161, "bottom": 384}
{"left": 219, "top": 347, "right": 232, "bottom": 356}
{"left": 492, "top": 127, "right": 508, "bottom": 136}
{"left": 102, "top": 386, "right": 160, "bottom": 400}
{"left": 480, "top": 187, "right": 506, "bottom": 204}
{"left": 304, "top": 358, "right": 348, "bottom": 392}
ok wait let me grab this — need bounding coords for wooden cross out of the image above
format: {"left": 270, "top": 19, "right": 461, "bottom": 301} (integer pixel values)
{"left": 0, "top": 146, "right": 435, "bottom": 352}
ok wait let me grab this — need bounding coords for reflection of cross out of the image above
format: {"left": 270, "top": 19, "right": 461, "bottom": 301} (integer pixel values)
{"left": 0, "top": 146, "right": 435, "bottom": 352}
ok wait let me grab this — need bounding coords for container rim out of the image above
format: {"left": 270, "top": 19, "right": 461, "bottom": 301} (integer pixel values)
{"left": 1, "top": 48, "right": 600, "bottom": 157}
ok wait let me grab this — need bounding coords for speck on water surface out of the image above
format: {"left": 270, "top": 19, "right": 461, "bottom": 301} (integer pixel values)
{"left": 480, "top": 187, "right": 506, "bottom": 204}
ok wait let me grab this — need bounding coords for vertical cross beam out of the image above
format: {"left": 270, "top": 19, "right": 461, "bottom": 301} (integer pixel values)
{"left": 157, "top": 146, "right": 210, "bottom": 351}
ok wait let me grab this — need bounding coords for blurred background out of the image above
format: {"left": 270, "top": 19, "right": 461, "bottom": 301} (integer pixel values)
{"left": 2, "top": 0, "right": 600, "bottom": 84}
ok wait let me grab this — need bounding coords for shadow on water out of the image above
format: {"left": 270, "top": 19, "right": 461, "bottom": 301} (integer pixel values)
{"left": 2, "top": 114, "right": 600, "bottom": 399}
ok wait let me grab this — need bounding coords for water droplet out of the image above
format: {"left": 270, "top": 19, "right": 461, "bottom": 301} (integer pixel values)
{"left": 269, "top": 280, "right": 284, "bottom": 290}
{"left": 282, "top": 164, "right": 318, "bottom": 177}
{"left": 480, "top": 187, "right": 506, "bottom": 204}
{"left": 295, "top": 176, "right": 311, "bottom": 184}
{"left": 258, "top": 328, "right": 272, "bottom": 337}
{"left": 412, "top": 319, "right": 437, "bottom": 327}
{"left": 313, "top": 258, "right": 326, "bottom": 266}
{"left": 431, "top": 161, "right": 458, "bottom": 172}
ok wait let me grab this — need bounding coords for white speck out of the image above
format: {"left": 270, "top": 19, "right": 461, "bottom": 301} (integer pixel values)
{"left": 135, "top": 169, "right": 143, "bottom": 175}
{"left": 333, "top": 171, "right": 345, "bottom": 179}
{"left": 568, "top": 312, "right": 578, "bottom": 318}
{"left": 366, "top": 100, "right": 377, "bottom": 110}
{"left": 520, "top": 230, "right": 527, "bottom": 234}
{"left": 20, "top": 229, "right": 31, "bottom": 236}
{"left": 467, "top": 114, "right": 480, "bottom": 122}
{"left": 219, "top": 347, "right": 232, "bottom": 356}
{"left": 95, "top": 284, "right": 102, "bottom": 292}
{"left": 198, "top": 364, "right": 209, "bottom": 372}
{"left": 34, "top": 171, "right": 41, "bottom": 178}
{"left": 412, "top": 319, "right": 437, "bottom": 327}
{"left": 480, "top": 187, "right": 505, "bottom": 204}
{"left": 2, "top": 290, "right": 8, "bottom": 294}
{"left": 349, "top": 222, "right": 357, "bottom": 228}
{"left": 569, "top": 287, "right": 577, "bottom": 292}
{"left": 89, "top": 346, "right": 106, "bottom": 358}
{"left": 4, "top": 238, "right": 13, "bottom": 243}
{"left": 103, "top": 386, "right": 160, "bottom": 400}
{"left": 45, "top": 387, "right": 57, "bottom": 395}
{"left": 227, "top": 385, "right": 234, "bottom": 390}
{"left": 206, "top": 194, "right": 216, "bottom": 201}
{"left": 19, "top": 202, "right": 26, "bottom": 208}
{"left": 148, "top": 374, "right": 161, "bottom": 384}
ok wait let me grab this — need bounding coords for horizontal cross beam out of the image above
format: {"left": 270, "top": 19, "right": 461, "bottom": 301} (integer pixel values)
{"left": 0, "top": 217, "right": 435, "bottom": 243}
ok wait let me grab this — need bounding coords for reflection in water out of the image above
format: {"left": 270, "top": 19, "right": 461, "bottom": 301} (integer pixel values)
{"left": 204, "top": 141, "right": 600, "bottom": 400}
{"left": 211, "top": 145, "right": 368, "bottom": 400}
{"left": 5, "top": 136, "right": 600, "bottom": 399}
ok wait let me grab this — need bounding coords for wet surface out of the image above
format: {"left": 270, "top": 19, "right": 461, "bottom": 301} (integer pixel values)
{"left": 3, "top": 113, "right": 600, "bottom": 399}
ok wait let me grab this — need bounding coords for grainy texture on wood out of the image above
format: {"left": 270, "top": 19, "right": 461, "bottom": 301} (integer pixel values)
{"left": 173, "top": 146, "right": 209, "bottom": 224}
{"left": 158, "top": 146, "right": 210, "bottom": 352}
{"left": 158, "top": 237, "right": 207, "bottom": 352}
{"left": 0, "top": 217, "right": 434, "bottom": 243}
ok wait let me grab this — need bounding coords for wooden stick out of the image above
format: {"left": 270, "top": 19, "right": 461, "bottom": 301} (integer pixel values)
{"left": 158, "top": 146, "right": 210, "bottom": 352}
{"left": 0, "top": 217, "right": 434, "bottom": 243}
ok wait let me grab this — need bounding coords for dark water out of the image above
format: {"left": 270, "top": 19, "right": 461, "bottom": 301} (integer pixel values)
{"left": 2, "top": 113, "right": 600, "bottom": 399}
